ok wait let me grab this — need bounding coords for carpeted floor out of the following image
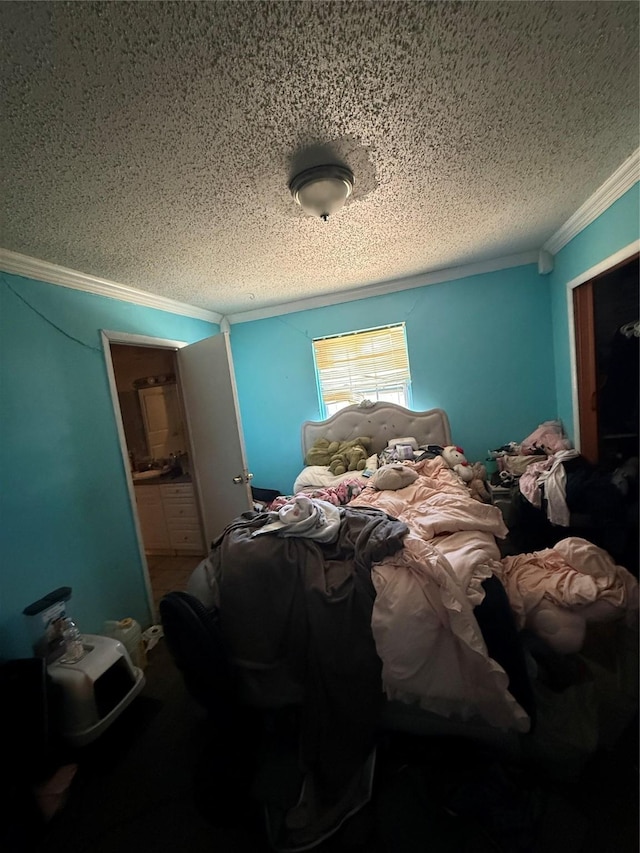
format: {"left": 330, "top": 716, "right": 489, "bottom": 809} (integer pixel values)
{"left": 10, "top": 636, "right": 638, "bottom": 853}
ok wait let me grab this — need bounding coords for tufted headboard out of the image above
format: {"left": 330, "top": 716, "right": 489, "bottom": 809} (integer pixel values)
{"left": 301, "top": 402, "right": 452, "bottom": 459}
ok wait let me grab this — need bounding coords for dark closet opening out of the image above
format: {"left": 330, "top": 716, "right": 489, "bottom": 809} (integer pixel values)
{"left": 592, "top": 256, "right": 639, "bottom": 469}
{"left": 573, "top": 253, "right": 639, "bottom": 573}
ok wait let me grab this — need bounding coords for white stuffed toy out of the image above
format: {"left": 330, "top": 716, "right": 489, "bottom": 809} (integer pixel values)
{"left": 441, "top": 445, "right": 473, "bottom": 483}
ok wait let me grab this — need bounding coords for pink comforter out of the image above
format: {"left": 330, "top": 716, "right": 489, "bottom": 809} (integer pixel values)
{"left": 350, "top": 458, "right": 530, "bottom": 733}
{"left": 490, "top": 537, "right": 639, "bottom": 627}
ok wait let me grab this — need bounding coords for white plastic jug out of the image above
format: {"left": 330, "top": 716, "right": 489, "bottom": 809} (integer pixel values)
{"left": 104, "top": 618, "right": 147, "bottom": 670}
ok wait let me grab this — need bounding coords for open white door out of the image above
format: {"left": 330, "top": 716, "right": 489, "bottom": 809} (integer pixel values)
{"left": 177, "top": 332, "right": 253, "bottom": 548}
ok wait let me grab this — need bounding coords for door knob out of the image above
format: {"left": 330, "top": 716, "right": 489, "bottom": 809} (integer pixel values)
{"left": 233, "top": 473, "right": 254, "bottom": 484}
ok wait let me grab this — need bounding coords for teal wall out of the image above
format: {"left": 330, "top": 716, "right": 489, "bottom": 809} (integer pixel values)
{"left": 549, "top": 183, "right": 640, "bottom": 439}
{"left": 231, "top": 263, "right": 557, "bottom": 494}
{"left": 0, "top": 272, "right": 217, "bottom": 660}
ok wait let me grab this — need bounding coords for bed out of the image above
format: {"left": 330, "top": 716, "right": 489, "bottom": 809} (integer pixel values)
{"left": 183, "top": 401, "right": 638, "bottom": 852}
{"left": 290, "top": 402, "right": 530, "bottom": 731}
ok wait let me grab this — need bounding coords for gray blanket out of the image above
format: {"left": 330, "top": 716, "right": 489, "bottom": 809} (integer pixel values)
{"left": 209, "top": 505, "right": 409, "bottom": 798}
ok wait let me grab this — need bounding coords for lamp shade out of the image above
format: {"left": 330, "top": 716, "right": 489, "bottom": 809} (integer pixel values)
{"left": 289, "top": 165, "right": 354, "bottom": 220}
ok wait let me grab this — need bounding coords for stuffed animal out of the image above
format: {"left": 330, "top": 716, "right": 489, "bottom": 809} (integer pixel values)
{"left": 369, "top": 462, "right": 419, "bottom": 491}
{"left": 305, "top": 437, "right": 339, "bottom": 467}
{"left": 329, "top": 438, "right": 371, "bottom": 475}
{"left": 467, "top": 461, "right": 492, "bottom": 503}
{"left": 305, "top": 436, "right": 372, "bottom": 475}
{"left": 441, "top": 445, "right": 473, "bottom": 483}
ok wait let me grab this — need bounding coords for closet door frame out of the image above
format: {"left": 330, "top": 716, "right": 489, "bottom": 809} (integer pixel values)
{"left": 573, "top": 279, "right": 598, "bottom": 464}
{"left": 569, "top": 244, "right": 639, "bottom": 464}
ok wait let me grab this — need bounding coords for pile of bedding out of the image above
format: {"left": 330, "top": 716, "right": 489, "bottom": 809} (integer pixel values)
{"left": 263, "top": 443, "right": 637, "bottom": 729}
{"left": 199, "top": 502, "right": 411, "bottom": 842}
{"left": 196, "top": 454, "right": 528, "bottom": 851}
{"left": 487, "top": 536, "right": 639, "bottom": 654}
{"left": 246, "top": 434, "right": 529, "bottom": 732}
{"left": 210, "top": 450, "right": 530, "bottom": 734}
{"left": 349, "top": 456, "right": 530, "bottom": 732}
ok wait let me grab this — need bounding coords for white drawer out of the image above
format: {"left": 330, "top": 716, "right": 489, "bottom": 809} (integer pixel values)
{"left": 167, "top": 517, "right": 200, "bottom": 532}
{"left": 160, "top": 483, "right": 194, "bottom": 499}
{"left": 163, "top": 501, "right": 198, "bottom": 520}
{"left": 168, "top": 526, "right": 204, "bottom": 550}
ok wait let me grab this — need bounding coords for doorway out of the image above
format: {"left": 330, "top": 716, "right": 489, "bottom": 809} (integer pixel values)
{"left": 109, "top": 342, "right": 207, "bottom": 614}
{"left": 101, "top": 329, "right": 254, "bottom": 620}
{"left": 574, "top": 253, "right": 639, "bottom": 467}
{"left": 573, "top": 251, "right": 639, "bottom": 572}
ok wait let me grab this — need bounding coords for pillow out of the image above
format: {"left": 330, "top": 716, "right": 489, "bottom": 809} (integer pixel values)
{"left": 369, "top": 462, "right": 419, "bottom": 491}
{"left": 379, "top": 444, "right": 418, "bottom": 465}
{"left": 385, "top": 436, "right": 418, "bottom": 450}
{"left": 365, "top": 453, "right": 379, "bottom": 471}
{"left": 394, "top": 445, "right": 415, "bottom": 460}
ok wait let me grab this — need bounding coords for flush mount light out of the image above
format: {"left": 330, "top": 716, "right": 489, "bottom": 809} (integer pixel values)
{"left": 289, "top": 164, "right": 354, "bottom": 221}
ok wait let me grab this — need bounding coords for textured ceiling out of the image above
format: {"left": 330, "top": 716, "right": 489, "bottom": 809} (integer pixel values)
{"left": 1, "top": 1, "right": 638, "bottom": 317}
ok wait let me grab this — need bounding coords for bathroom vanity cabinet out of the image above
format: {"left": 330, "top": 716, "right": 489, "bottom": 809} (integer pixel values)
{"left": 134, "top": 480, "right": 205, "bottom": 556}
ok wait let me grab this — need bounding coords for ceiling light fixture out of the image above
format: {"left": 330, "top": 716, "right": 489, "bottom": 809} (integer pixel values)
{"left": 289, "top": 164, "right": 354, "bottom": 221}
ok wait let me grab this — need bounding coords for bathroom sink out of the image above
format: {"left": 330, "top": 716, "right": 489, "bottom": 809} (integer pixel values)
{"left": 132, "top": 470, "right": 162, "bottom": 481}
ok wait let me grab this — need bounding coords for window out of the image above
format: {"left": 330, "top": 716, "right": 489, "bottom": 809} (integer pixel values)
{"left": 313, "top": 324, "right": 411, "bottom": 417}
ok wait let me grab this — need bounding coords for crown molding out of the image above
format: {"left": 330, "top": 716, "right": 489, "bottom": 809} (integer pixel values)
{"left": 0, "top": 248, "right": 222, "bottom": 324}
{"left": 543, "top": 148, "right": 640, "bottom": 256}
{"left": 564, "top": 239, "right": 640, "bottom": 292}
{"left": 5, "top": 141, "right": 636, "bottom": 325}
{"left": 226, "top": 250, "right": 540, "bottom": 324}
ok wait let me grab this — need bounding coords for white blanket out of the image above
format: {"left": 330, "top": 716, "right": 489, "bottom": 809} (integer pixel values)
{"left": 293, "top": 465, "right": 368, "bottom": 494}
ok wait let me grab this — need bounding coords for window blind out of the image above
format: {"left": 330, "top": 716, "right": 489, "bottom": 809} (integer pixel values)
{"left": 313, "top": 324, "right": 410, "bottom": 406}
